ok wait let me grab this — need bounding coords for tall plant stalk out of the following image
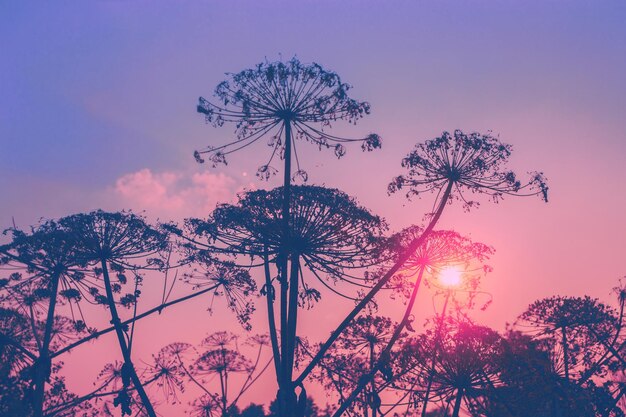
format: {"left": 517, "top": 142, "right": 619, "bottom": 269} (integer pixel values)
{"left": 451, "top": 388, "right": 464, "bottom": 417}
{"left": 263, "top": 248, "right": 282, "bottom": 379}
{"left": 100, "top": 259, "right": 157, "bottom": 417}
{"left": 422, "top": 291, "right": 451, "bottom": 417}
{"left": 277, "top": 118, "right": 294, "bottom": 416}
{"left": 32, "top": 269, "right": 62, "bottom": 417}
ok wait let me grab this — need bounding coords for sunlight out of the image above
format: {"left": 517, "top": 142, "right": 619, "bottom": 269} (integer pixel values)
{"left": 439, "top": 266, "right": 462, "bottom": 287}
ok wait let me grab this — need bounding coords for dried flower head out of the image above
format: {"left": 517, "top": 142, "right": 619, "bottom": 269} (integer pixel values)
{"left": 194, "top": 347, "right": 253, "bottom": 376}
{"left": 189, "top": 394, "right": 220, "bottom": 417}
{"left": 190, "top": 185, "right": 386, "bottom": 283}
{"left": 385, "top": 227, "right": 493, "bottom": 298}
{"left": 144, "top": 343, "right": 191, "bottom": 403}
{"left": 400, "top": 319, "right": 503, "bottom": 409}
{"left": 195, "top": 57, "right": 381, "bottom": 178}
{"left": 0, "top": 220, "right": 97, "bottom": 334}
{"left": 391, "top": 227, "right": 493, "bottom": 274}
{"left": 58, "top": 210, "right": 168, "bottom": 267}
{"left": 184, "top": 261, "right": 256, "bottom": 331}
{"left": 516, "top": 296, "right": 619, "bottom": 373}
{"left": 388, "top": 130, "right": 548, "bottom": 210}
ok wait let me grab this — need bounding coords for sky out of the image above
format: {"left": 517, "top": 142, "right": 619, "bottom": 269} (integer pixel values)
{"left": 2, "top": 0, "right": 626, "bottom": 412}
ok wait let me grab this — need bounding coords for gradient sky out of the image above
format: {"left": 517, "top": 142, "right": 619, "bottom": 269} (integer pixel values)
{"left": 2, "top": 0, "right": 626, "bottom": 411}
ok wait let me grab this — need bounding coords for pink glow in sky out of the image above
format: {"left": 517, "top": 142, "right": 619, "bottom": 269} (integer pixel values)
{"left": 2, "top": 1, "right": 626, "bottom": 412}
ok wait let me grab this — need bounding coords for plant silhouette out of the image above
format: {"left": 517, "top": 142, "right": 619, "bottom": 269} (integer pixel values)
{"left": 24, "top": 57, "right": 626, "bottom": 417}
{"left": 194, "top": 58, "right": 381, "bottom": 416}
{"left": 57, "top": 211, "right": 169, "bottom": 417}
{"left": 179, "top": 184, "right": 387, "bottom": 417}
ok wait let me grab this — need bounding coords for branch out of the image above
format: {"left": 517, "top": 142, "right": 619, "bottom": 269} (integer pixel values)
{"left": 51, "top": 283, "right": 221, "bottom": 358}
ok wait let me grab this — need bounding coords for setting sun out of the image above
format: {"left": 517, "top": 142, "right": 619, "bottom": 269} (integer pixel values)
{"left": 439, "top": 266, "right": 462, "bottom": 287}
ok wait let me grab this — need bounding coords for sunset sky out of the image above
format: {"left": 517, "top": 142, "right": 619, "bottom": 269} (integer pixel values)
{"left": 2, "top": 0, "right": 626, "bottom": 410}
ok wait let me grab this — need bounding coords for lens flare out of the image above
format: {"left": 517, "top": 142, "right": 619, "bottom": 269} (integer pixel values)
{"left": 439, "top": 266, "right": 462, "bottom": 287}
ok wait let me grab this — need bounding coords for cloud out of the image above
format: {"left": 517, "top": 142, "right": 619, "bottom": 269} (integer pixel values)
{"left": 111, "top": 168, "right": 252, "bottom": 220}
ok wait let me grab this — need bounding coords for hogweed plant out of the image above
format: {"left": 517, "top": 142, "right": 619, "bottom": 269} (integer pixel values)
{"left": 194, "top": 57, "right": 381, "bottom": 178}
{"left": 57, "top": 210, "right": 170, "bottom": 417}
{"left": 330, "top": 229, "right": 493, "bottom": 417}
{"left": 401, "top": 320, "right": 504, "bottom": 417}
{"left": 178, "top": 185, "right": 387, "bottom": 416}
{"left": 0, "top": 220, "right": 92, "bottom": 417}
{"left": 194, "top": 58, "right": 381, "bottom": 416}
{"left": 294, "top": 129, "right": 547, "bottom": 415}
{"left": 150, "top": 332, "right": 271, "bottom": 417}
{"left": 515, "top": 296, "right": 623, "bottom": 385}
{"left": 388, "top": 129, "right": 548, "bottom": 209}
{"left": 315, "top": 315, "right": 404, "bottom": 417}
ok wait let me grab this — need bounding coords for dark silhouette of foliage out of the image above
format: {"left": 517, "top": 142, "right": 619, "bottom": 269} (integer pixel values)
{"left": 56, "top": 210, "right": 169, "bottom": 417}
{"left": 400, "top": 319, "right": 503, "bottom": 417}
{"left": 0, "top": 306, "right": 36, "bottom": 416}
{"left": 297, "top": 129, "right": 546, "bottom": 417}
{"left": 316, "top": 315, "right": 402, "bottom": 417}
{"left": 479, "top": 330, "right": 625, "bottom": 417}
{"left": 0, "top": 306, "right": 94, "bottom": 417}
{"left": 516, "top": 296, "right": 621, "bottom": 383}
{"left": 0, "top": 58, "right": 562, "bottom": 417}
{"left": 510, "top": 295, "right": 626, "bottom": 416}
{"left": 194, "top": 58, "right": 382, "bottom": 417}
{"left": 423, "top": 408, "right": 451, "bottom": 417}
{"left": 328, "top": 229, "right": 493, "bottom": 417}
{"left": 0, "top": 306, "right": 34, "bottom": 374}
{"left": 267, "top": 396, "right": 334, "bottom": 417}
{"left": 0, "top": 219, "right": 93, "bottom": 417}
{"left": 0, "top": 211, "right": 262, "bottom": 417}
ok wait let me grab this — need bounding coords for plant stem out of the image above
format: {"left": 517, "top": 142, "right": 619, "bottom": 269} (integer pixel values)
{"left": 332, "top": 266, "right": 426, "bottom": 417}
{"left": 276, "top": 120, "right": 294, "bottom": 417}
{"left": 561, "top": 326, "right": 569, "bottom": 384}
{"left": 369, "top": 340, "right": 376, "bottom": 417}
{"left": 52, "top": 282, "right": 221, "bottom": 358}
{"left": 100, "top": 259, "right": 157, "bottom": 417}
{"left": 451, "top": 388, "right": 464, "bottom": 417}
{"left": 32, "top": 269, "right": 62, "bottom": 417}
{"left": 422, "top": 289, "right": 451, "bottom": 417}
{"left": 285, "top": 255, "right": 300, "bottom": 383}
{"left": 264, "top": 248, "right": 281, "bottom": 379}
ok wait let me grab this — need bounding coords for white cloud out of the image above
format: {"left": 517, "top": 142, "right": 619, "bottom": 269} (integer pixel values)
{"left": 111, "top": 168, "right": 253, "bottom": 220}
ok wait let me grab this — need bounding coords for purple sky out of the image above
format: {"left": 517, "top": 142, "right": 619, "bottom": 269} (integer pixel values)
{"left": 2, "top": 0, "right": 626, "bottom": 411}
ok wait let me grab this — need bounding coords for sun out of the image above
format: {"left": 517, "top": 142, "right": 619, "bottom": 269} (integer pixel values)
{"left": 439, "top": 266, "right": 462, "bottom": 287}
